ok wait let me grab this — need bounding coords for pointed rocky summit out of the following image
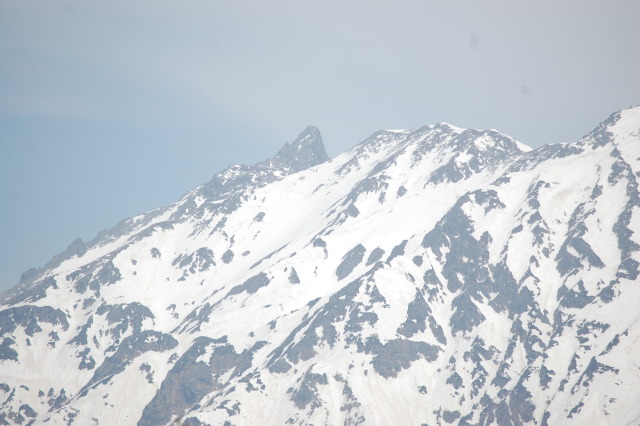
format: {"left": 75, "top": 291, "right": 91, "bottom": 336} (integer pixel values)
{"left": 257, "top": 125, "right": 329, "bottom": 174}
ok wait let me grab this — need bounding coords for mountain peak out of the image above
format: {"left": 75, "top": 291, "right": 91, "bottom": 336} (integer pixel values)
{"left": 581, "top": 105, "right": 640, "bottom": 148}
{"left": 257, "top": 125, "right": 329, "bottom": 174}
{"left": 297, "top": 124, "right": 322, "bottom": 140}
{"left": 2, "top": 109, "right": 639, "bottom": 425}
{"left": 433, "top": 121, "right": 464, "bottom": 132}
{"left": 607, "top": 105, "right": 640, "bottom": 139}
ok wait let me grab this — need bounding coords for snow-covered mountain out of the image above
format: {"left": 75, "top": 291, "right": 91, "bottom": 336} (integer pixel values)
{"left": 1, "top": 107, "right": 640, "bottom": 425}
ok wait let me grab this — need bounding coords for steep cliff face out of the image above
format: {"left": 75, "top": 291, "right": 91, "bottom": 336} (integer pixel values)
{"left": 1, "top": 108, "right": 639, "bottom": 425}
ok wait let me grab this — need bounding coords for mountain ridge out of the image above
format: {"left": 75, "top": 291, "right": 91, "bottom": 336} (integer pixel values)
{"left": 1, "top": 107, "right": 639, "bottom": 425}
{"left": 11, "top": 105, "right": 640, "bottom": 291}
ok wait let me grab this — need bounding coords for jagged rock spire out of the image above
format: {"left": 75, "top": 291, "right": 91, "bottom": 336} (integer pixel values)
{"left": 256, "top": 126, "right": 329, "bottom": 174}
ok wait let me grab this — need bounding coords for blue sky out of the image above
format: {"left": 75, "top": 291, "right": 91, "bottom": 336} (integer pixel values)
{"left": 1, "top": 0, "right": 639, "bottom": 291}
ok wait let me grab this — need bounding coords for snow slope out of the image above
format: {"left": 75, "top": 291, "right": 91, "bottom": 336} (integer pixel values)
{"left": 1, "top": 108, "right": 639, "bottom": 425}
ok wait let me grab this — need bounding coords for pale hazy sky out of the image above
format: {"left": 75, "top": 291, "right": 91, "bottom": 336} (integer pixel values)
{"left": 1, "top": 0, "right": 639, "bottom": 291}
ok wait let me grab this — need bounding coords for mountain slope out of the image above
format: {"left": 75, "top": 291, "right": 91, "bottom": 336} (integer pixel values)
{"left": 1, "top": 108, "right": 639, "bottom": 425}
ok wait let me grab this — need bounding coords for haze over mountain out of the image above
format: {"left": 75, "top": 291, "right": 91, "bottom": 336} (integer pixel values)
{"left": 1, "top": 107, "right": 639, "bottom": 425}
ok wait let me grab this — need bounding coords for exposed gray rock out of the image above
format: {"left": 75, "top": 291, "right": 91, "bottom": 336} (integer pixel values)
{"left": 227, "top": 272, "right": 270, "bottom": 296}
{"left": 506, "top": 142, "right": 584, "bottom": 174}
{"left": 1, "top": 276, "right": 58, "bottom": 305}
{"left": 0, "top": 305, "right": 69, "bottom": 337}
{"left": 386, "top": 240, "right": 408, "bottom": 263}
{"left": 222, "top": 250, "right": 234, "bottom": 264}
{"left": 18, "top": 268, "right": 40, "bottom": 285}
{"left": 96, "top": 261, "right": 122, "bottom": 285}
{"left": 173, "top": 302, "right": 218, "bottom": 334}
{"left": 427, "top": 130, "right": 524, "bottom": 184}
{"left": 256, "top": 126, "right": 329, "bottom": 174}
{"left": 336, "top": 244, "right": 366, "bottom": 280}
{"left": 173, "top": 248, "right": 216, "bottom": 279}
{"left": 396, "top": 289, "right": 446, "bottom": 344}
{"left": 139, "top": 336, "right": 255, "bottom": 426}
{"left": 450, "top": 293, "right": 485, "bottom": 335}
{"left": 446, "top": 372, "right": 463, "bottom": 390}
{"left": 312, "top": 238, "right": 326, "bottom": 248}
{"left": 269, "top": 358, "right": 292, "bottom": 374}
{"left": 79, "top": 330, "right": 178, "bottom": 396}
{"left": 268, "top": 271, "right": 387, "bottom": 372}
{"left": 443, "top": 410, "right": 460, "bottom": 423}
{"left": 76, "top": 348, "right": 95, "bottom": 370}
{"left": 68, "top": 316, "right": 93, "bottom": 347}
{"left": 539, "top": 365, "right": 555, "bottom": 389}
{"left": 288, "top": 268, "right": 300, "bottom": 285}
{"left": 571, "top": 356, "right": 619, "bottom": 394}
{"left": 342, "top": 174, "right": 390, "bottom": 208}
{"left": 367, "top": 337, "right": 440, "bottom": 378}
{"left": 0, "top": 338, "right": 18, "bottom": 361}
{"left": 347, "top": 203, "right": 360, "bottom": 218}
{"left": 558, "top": 281, "right": 594, "bottom": 309}
{"left": 289, "top": 369, "right": 328, "bottom": 410}
{"left": 66, "top": 259, "right": 122, "bottom": 296}
{"left": 366, "top": 248, "right": 385, "bottom": 266}
{"left": 95, "top": 302, "right": 154, "bottom": 342}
